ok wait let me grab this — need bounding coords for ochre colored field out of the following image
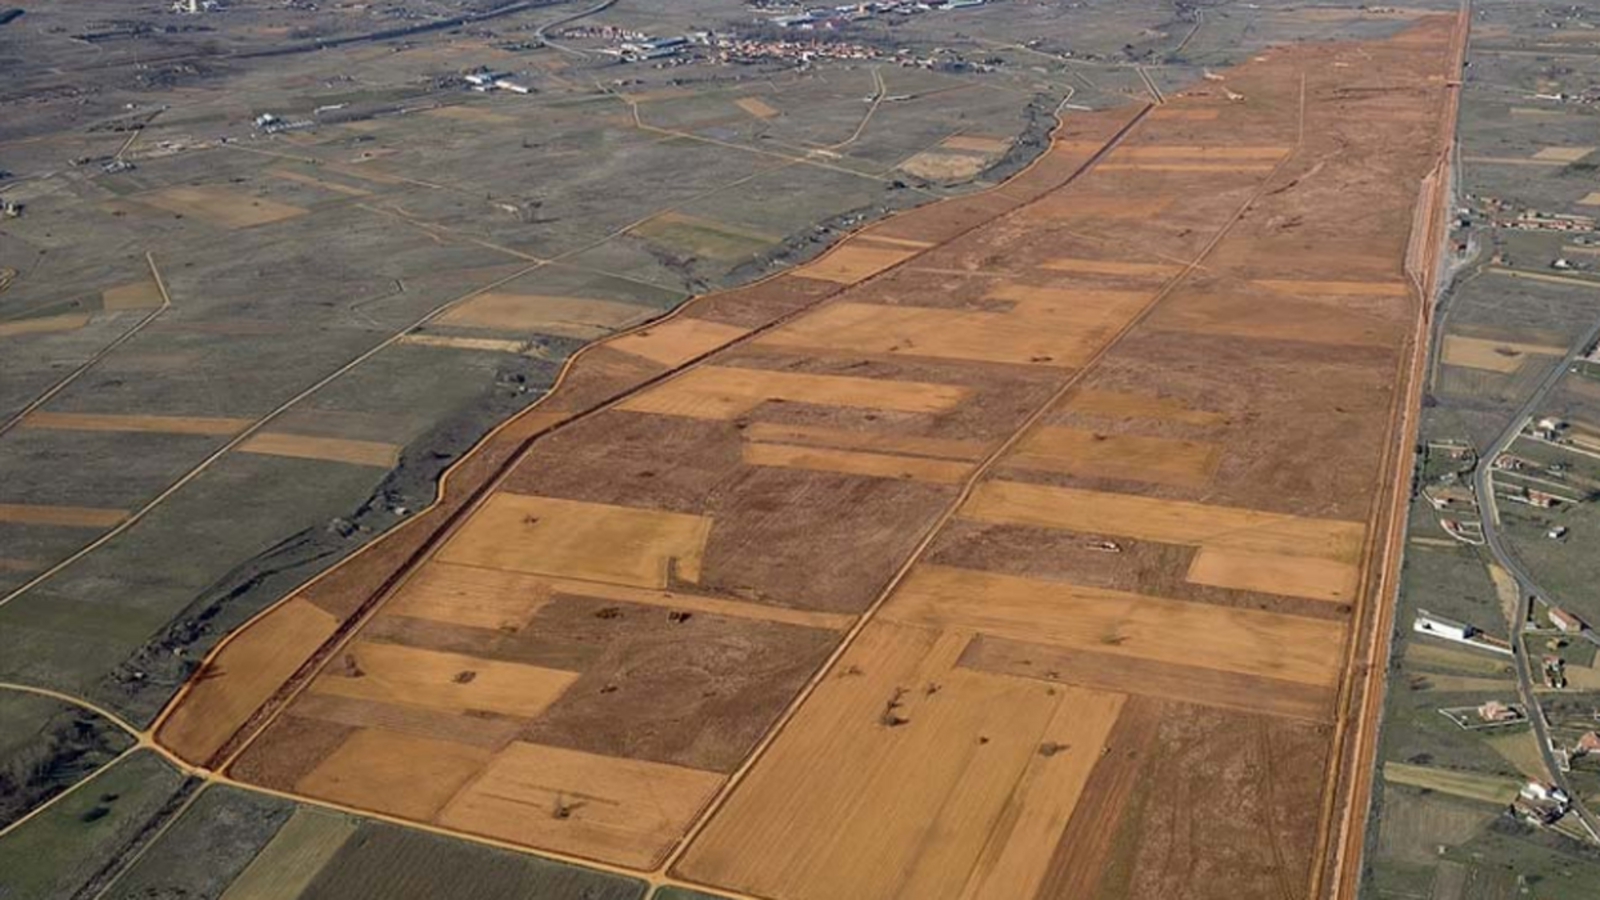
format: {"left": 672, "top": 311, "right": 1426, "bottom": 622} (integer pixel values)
{"left": 21, "top": 412, "right": 251, "bottom": 436}
{"left": 437, "top": 292, "right": 655, "bottom": 338}
{"left": 297, "top": 729, "right": 492, "bottom": 820}
{"left": 437, "top": 742, "right": 725, "bottom": 869}
{"left": 425, "top": 105, "right": 517, "bottom": 124}
{"left": 1187, "top": 546, "right": 1361, "bottom": 603}
{"left": 0, "top": 313, "right": 90, "bottom": 337}
{"left": 217, "top": 807, "right": 356, "bottom": 900}
{"left": 0, "top": 503, "right": 128, "bottom": 527}
{"left": 959, "top": 634, "right": 1336, "bottom": 722}
{"left": 1531, "top": 146, "right": 1594, "bottom": 162}
{"left": 136, "top": 185, "right": 309, "bottom": 229}
{"left": 237, "top": 431, "right": 402, "bottom": 468}
{"left": 1003, "top": 426, "right": 1222, "bottom": 487}
{"left": 308, "top": 640, "right": 579, "bottom": 717}
{"left": 942, "top": 134, "right": 1011, "bottom": 154}
{"left": 1109, "top": 145, "right": 1290, "bottom": 160}
{"left": 265, "top": 168, "right": 373, "bottom": 197}
{"left": 397, "top": 333, "right": 536, "bottom": 354}
{"left": 1253, "top": 278, "right": 1411, "bottom": 296}
{"left": 677, "top": 622, "right": 1124, "bottom": 900}
{"left": 158, "top": 597, "right": 339, "bottom": 764}
{"left": 606, "top": 317, "right": 748, "bottom": 367}
{"left": 790, "top": 244, "right": 917, "bottom": 285}
{"left": 436, "top": 493, "right": 713, "bottom": 588}
{"left": 734, "top": 96, "right": 778, "bottom": 119}
{"left": 618, "top": 365, "right": 970, "bottom": 420}
{"left": 742, "top": 442, "right": 973, "bottom": 483}
{"left": 1439, "top": 333, "right": 1563, "bottom": 372}
{"left": 881, "top": 565, "right": 1347, "bottom": 687}
{"left": 756, "top": 288, "right": 1149, "bottom": 368}
{"left": 962, "top": 480, "right": 1367, "bottom": 564}
{"left": 899, "top": 150, "right": 990, "bottom": 181}
{"left": 101, "top": 280, "right": 165, "bottom": 310}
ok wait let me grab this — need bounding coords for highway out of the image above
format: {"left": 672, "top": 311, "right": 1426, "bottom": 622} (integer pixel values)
{"left": 1471, "top": 305, "right": 1600, "bottom": 840}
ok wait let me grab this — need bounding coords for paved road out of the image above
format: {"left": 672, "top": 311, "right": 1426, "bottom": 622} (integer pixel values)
{"left": 1471, "top": 306, "right": 1600, "bottom": 839}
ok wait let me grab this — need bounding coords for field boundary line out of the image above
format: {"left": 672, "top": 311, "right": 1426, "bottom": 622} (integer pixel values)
{"left": 0, "top": 252, "right": 171, "bottom": 439}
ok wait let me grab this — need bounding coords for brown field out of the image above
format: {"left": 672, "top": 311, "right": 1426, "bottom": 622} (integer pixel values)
{"left": 789, "top": 244, "right": 918, "bottom": 285}
{"left": 1532, "top": 146, "right": 1594, "bottom": 162}
{"left": 425, "top": 105, "right": 517, "bottom": 124}
{"left": 156, "top": 16, "right": 1459, "bottom": 896}
{"left": 942, "top": 134, "right": 1011, "bottom": 154}
{"left": 437, "top": 742, "right": 724, "bottom": 869}
{"left": 266, "top": 167, "right": 373, "bottom": 197}
{"left": 101, "top": 279, "right": 166, "bottom": 310}
{"left": 1065, "top": 387, "right": 1226, "bottom": 425}
{"left": 0, "top": 313, "right": 89, "bottom": 337}
{"left": 237, "top": 431, "right": 402, "bottom": 468}
{"left": 962, "top": 480, "right": 1367, "bottom": 564}
{"left": 396, "top": 334, "right": 536, "bottom": 354}
{"left": 436, "top": 292, "right": 655, "bottom": 338}
{"left": 606, "top": 317, "right": 749, "bottom": 367}
{"left": 617, "top": 365, "right": 971, "bottom": 420}
{"left": 0, "top": 503, "right": 127, "bottom": 527}
{"left": 676, "top": 622, "right": 1125, "bottom": 900}
{"left": 1580, "top": 191, "right": 1600, "bottom": 206}
{"left": 1439, "top": 333, "right": 1563, "bottom": 372}
{"left": 1002, "top": 426, "right": 1222, "bottom": 487}
{"left": 734, "top": 96, "right": 778, "bottom": 119}
{"left": 20, "top": 411, "right": 251, "bottom": 436}
{"left": 159, "top": 597, "right": 340, "bottom": 763}
{"left": 741, "top": 442, "right": 973, "bottom": 483}
{"left": 435, "top": 494, "right": 713, "bottom": 588}
{"left": 135, "top": 185, "right": 309, "bottom": 229}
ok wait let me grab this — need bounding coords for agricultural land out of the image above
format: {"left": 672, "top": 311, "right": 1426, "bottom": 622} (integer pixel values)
{"left": 6, "top": 1, "right": 1596, "bottom": 899}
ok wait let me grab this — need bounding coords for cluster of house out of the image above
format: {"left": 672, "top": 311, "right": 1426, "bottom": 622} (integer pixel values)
{"left": 1513, "top": 780, "right": 1571, "bottom": 826}
{"left": 762, "top": 0, "right": 994, "bottom": 30}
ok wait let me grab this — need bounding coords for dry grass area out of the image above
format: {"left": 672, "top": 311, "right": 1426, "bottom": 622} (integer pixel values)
{"left": 21, "top": 411, "right": 251, "bottom": 436}
{"left": 438, "top": 742, "right": 725, "bottom": 869}
{"left": 0, "top": 503, "right": 128, "bottom": 527}
{"left": 1002, "top": 426, "right": 1222, "bottom": 487}
{"left": 436, "top": 493, "right": 713, "bottom": 588}
{"left": 308, "top": 641, "right": 579, "bottom": 717}
{"left": 236, "top": 432, "right": 402, "bottom": 468}
{"left": 1439, "top": 333, "right": 1563, "bottom": 373}
{"left": 437, "top": 292, "right": 655, "bottom": 338}
{"left": 618, "top": 365, "right": 970, "bottom": 420}
{"left": 101, "top": 279, "right": 166, "bottom": 310}
{"left": 741, "top": 442, "right": 973, "bottom": 483}
{"left": 677, "top": 622, "right": 1124, "bottom": 900}
{"left": 135, "top": 185, "right": 309, "bottom": 229}
{"left": 606, "top": 317, "right": 748, "bottom": 367}
{"left": 0, "top": 313, "right": 89, "bottom": 337}
{"left": 734, "top": 96, "right": 778, "bottom": 119}
{"left": 789, "top": 244, "right": 917, "bottom": 285}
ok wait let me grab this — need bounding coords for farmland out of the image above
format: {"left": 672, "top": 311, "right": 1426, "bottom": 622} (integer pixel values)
{"left": 128, "top": 9, "right": 1464, "bottom": 897}
{"left": 8, "top": 0, "right": 1581, "bottom": 897}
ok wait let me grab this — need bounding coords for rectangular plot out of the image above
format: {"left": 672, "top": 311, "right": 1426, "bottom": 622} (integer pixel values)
{"left": 136, "top": 185, "right": 308, "bottom": 229}
{"left": 962, "top": 480, "right": 1366, "bottom": 564}
{"left": 0, "top": 314, "right": 89, "bottom": 337}
{"left": 21, "top": 411, "right": 252, "bottom": 436}
{"left": 791, "top": 244, "right": 916, "bottom": 285}
{"left": 237, "top": 432, "right": 401, "bottom": 468}
{"left": 0, "top": 503, "right": 127, "bottom": 528}
{"left": 619, "top": 365, "right": 970, "bottom": 421}
{"left": 438, "top": 742, "right": 725, "bottom": 869}
{"left": 1004, "top": 426, "right": 1222, "bottom": 488}
{"left": 290, "top": 692, "right": 528, "bottom": 749}
{"left": 159, "top": 597, "right": 340, "bottom": 764}
{"left": 1064, "top": 388, "right": 1225, "bottom": 425}
{"left": 741, "top": 422, "right": 989, "bottom": 461}
{"left": 309, "top": 640, "right": 578, "bottom": 718}
{"left": 734, "top": 96, "right": 778, "bottom": 119}
{"left": 1096, "top": 162, "right": 1277, "bottom": 173}
{"left": 605, "top": 317, "right": 748, "bottom": 367}
{"left": 742, "top": 442, "right": 972, "bottom": 484}
{"left": 397, "top": 334, "right": 537, "bottom": 354}
{"left": 960, "top": 633, "right": 1335, "bottom": 722}
{"left": 1382, "top": 762, "right": 1520, "bottom": 805}
{"left": 1039, "top": 258, "right": 1182, "bottom": 278}
{"left": 678, "top": 621, "right": 1121, "bottom": 900}
{"left": 1532, "top": 146, "right": 1594, "bottom": 162}
{"left": 1109, "top": 145, "right": 1289, "bottom": 160}
{"left": 219, "top": 807, "right": 357, "bottom": 900}
{"left": 296, "top": 729, "right": 492, "bottom": 821}
{"left": 437, "top": 493, "right": 713, "bottom": 588}
{"left": 1440, "top": 334, "right": 1563, "bottom": 373}
{"left": 387, "top": 562, "right": 551, "bottom": 631}
{"left": 942, "top": 134, "right": 1010, "bottom": 154}
{"left": 437, "top": 292, "right": 655, "bottom": 339}
{"left": 1252, "top": 278, "right": 1411, "bottom": 296}
{"left": 1186, "top": 546, "right": 1360, "bottom": 603}
{"left": 101, "top": 280, "right": 165, "bottom": 310}
{"left": 882, "top": 565, "right": 1346, "bottom": 687}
